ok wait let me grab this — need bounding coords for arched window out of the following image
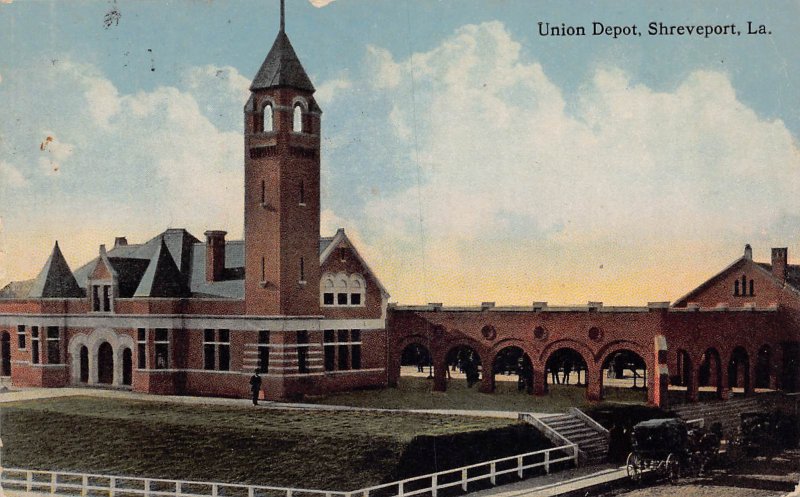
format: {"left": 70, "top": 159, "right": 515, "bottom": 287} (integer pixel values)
{"left": 263, "top": 103, "right": 274, "bottom": 132}
{"left": 320, "top": 272, "right": 366, "bottom": 307}
{"left": 321, "top": 278, "right": 334, "bottom": 305}
{"left": 293, "top": 104, "right": 303, "bottom": 132}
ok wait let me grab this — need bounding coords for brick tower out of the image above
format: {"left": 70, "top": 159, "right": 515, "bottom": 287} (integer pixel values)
{"left": 244, "top": 0, "right": 321, "bottom": 315}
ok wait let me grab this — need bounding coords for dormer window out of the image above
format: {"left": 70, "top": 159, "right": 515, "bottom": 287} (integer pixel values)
{"left": 91, "top": 283, "right": 113, "bottom": 312}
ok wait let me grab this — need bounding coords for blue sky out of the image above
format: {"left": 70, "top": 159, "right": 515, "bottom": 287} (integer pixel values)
{"left": 1, "top": 0, "right": 799, "bottom": 305}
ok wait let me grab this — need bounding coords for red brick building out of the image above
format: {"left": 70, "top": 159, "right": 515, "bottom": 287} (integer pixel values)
{"left": 0, "top": 11, "right": 797, "bottom": 406}
{"left": 0, "top": 16, "right": 389, "bottom": 401}
{"left": 388, "top": 244, "right": 799, "bottom": 406}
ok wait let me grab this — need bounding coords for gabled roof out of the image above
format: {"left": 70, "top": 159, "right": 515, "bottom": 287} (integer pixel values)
{"left": 28, "top": 242, "right": 84, "bottom": 298}
{"left": 250, "top": 30, "right": 315, "bottom": 92}
{"left": 673, "top": 254, "right": 800, "bottom": 307}
{"left": 320, "top": 228, "right": 389, "bottom": 298}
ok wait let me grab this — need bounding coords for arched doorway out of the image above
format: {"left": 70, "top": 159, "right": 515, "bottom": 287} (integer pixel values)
{"left": 491, "top": 346, "right": 533, "bottom": 394}
{"left": 400, "top": 343, "right": 432, "bottom": 377}
{"left": 672, "top": 349, "right": 694, "bottom": 402}
{"left": 728, "top": 347, "right": 750, "bottom": 394}
{"left": 698, "top": 348, "right": 723, "bottom": 399}
{"left": 122, "top": 348, "right": 132, "bottom": 386}
{"left": 545, "top": 348, "right": 588, "bottom": 390}
{"left": 97, "top": 342, "right": 114, "bottom": 385}
{"left": 1, "top": 332, "right": 11, "bottom": 376}
{"left": 601, "top": 349, "right": 647, "bottom": 402}
{"left": 446, "top": 345, "right": 482, "bottom": 388}
{"left": 79, "top": 346, "right": 89, "bottom": 383}
{"left": 755, "top": 345, "right": 771, "bottom": 389}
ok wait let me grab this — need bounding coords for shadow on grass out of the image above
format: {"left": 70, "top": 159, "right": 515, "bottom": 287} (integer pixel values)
{"left": 303, "top": 376, "right": 647, "bottom": 412}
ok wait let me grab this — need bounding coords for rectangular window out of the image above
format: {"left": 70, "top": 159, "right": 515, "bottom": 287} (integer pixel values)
{"left": 337, "top": 293, "right": 348, "bottom": 305}
{"left": 17, "top": 325, "right": 26, "bottom": 350}
{"left": 324, "top": 329, "right": 335, "bottom": 371}
{"left": 350, "top": 293, "right": 362, "bottom": 306}
{"left": 102, "top": 286, "right": 111, "bottom": 312}
{"left": 351, "top": 329, "right": 362, "bottom": 370}
{"left": 261, "top": 257, "right": 266, "bottom": 282}
{"left": 203, "top": 329, "right": 215, "bottom": 370}
{"left": 46, "top": 326, "right": 60, "bottom": 364}
{"left": 92, "top": 286, "right": 100, "bottom": 311}
{"left": 218, "top": 329, "right": 230, "bottom": 372}
{"left": 258, "top": 330, "right": 270, "bottom": 374}
{"left": 297, "top": 330, "right": 309, "bottom": 373}
{"left": 155, "top": 328, "right": 169, "bottom": 369}
{"left": 300, "top": 257, "right": 305, "bottom": 282}
{"left": 299, "top": 181, "right": 305, "bottom": 204}
{"left": 137, "top": 328, "right": 147, "bottom": 369}
{"left": 323, "top": 293, "right": 334, "bottom": 305}
{"left": 31, "top": 327, "right": 39, "bottom": 364}
{"left": 337, "top": 329, "right": 349, "bottom": 370}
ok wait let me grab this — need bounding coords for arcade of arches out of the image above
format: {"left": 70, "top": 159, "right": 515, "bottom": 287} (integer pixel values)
{"left": 388, "top": 305, "right": 799, "bottom": 407}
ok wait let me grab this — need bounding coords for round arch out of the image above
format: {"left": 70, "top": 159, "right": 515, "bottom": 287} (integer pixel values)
{"left": 543, "top": 346, "right": 590, "bottom": 389}
{"left": 599, "top": 348, "right": 648, "bottom": 402}
{"left": 69, "top": 329, "right": 134, "bottom": 387}
{"left": 489, "top": 344, "right": 534, "bottom": 394}
{"left": 698, "top": 347, "right": 723, "bottom": 399}
{"left": 728, "top": 346, "right": 750, "bottom": 394}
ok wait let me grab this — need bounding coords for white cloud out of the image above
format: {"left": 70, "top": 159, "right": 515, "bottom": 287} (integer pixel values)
{"left": 328, "top": 21, "right": 800, "bottom": 304}
{"left": 0, "top": 59, "right": 247, "bottom": 283}
{"left": 315, "top": 77, "right": 351, "bottom": 106}
{"left": 309, "top": 0, "right": 336, "bottom": 7}
{"left": 0, "top": 160, "right": 26, "bottom": 188}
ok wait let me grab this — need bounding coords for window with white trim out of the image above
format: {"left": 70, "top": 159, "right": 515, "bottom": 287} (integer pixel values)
{"left": 137, "top": 328, "right": 147, "bottom": 369}
{"left": 154, "top": 328, "right": 169, "bottom": 369}
{"left": 31, "top": 326, "right": 39, "bottom": 364}
{"left": 17, "top": 325, "right": 26, "bottom": 350}
{"left": 320, "top": 272, "right": 366, "bottom": 307}
{"left": 293, "top": 104, "right": 303, "bottom": 132}
{"left": 91, "top": 283, "right": 113, "bottom": 312}
{"left": 203, "top": 329, "right": 230, "bottom": 371}
{"left": 323, "top": 329, "right": 362, "bottom": 372}
{"left": 46, "top": 326, "right": 60, "bottom": 364}
{"left": 263, "top": 103, "right": 274, "bottom": 132}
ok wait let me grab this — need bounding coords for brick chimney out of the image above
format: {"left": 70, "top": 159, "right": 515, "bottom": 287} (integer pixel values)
{"left": 204, "top": 230, "right": 227, "bottom": 282}
{"left": 771, "top": 247, "right": 788, "bottom": 282}
{"left": 114, "top": 236, "right": 128, "bottom": 248}
{"left": 744, "top": 244, "right": 752, "bottom": 260}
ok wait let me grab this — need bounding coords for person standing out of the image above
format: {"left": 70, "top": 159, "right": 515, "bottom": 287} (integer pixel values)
{"left": 249, "top": 368, "right": 263, "bottom": 406}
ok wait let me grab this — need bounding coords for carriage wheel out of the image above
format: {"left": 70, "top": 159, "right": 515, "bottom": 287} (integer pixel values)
{"left": 665, "top": 453, "right": 681, "bottom": 483}
{"left": 626, "top": 453, "right": 642, "bottom": 483}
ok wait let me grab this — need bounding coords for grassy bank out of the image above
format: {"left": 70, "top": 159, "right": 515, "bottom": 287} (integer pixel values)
{"left": 304, "top": 376, "right": 647, "bottom": 411}
{"left": 0, "top": 396, "right": 543, "bottom": 490}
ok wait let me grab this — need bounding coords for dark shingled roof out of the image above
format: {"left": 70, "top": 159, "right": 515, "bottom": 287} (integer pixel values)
{"left": 250, "top": 31, "right": 315, "bottom": 92}
{"left": 107, "top": 257, "right": 150, "bottom": 298}
{"left": 134, "top": 238, "right": 191, "bottom": 298}
{"left": 756, "top": 262, "right": 800, "bottom": 291}
{"left": 28, "top": 242, "right": 84, "bottom": 298}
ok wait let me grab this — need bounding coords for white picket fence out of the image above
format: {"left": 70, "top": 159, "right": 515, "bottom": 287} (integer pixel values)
{"left": 0, "top": 444, "right": 578, "bottom": 497}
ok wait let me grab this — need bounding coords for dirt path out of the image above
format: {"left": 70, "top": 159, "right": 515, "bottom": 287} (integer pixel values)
{"left": 602, "top": 450, "right": 800, "bottom": 497}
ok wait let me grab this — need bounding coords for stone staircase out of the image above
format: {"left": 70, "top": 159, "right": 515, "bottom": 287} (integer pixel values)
{"left": 537, "top": 409, "right": 609, "bottom": 465}
{"left": 670, "top": 395, "right": 773, "bottom": 440}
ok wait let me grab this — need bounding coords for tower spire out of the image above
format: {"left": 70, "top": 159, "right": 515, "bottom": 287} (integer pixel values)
{"left": 280, "top": 0, "right": 285, "bottom": 32}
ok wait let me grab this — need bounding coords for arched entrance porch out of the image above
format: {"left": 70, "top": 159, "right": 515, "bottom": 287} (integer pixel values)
{"left": 68, "top": 329, "right": 135, "bottom": 388}
{"left": 600, "top": 349, "right": 648, "bottom": 402}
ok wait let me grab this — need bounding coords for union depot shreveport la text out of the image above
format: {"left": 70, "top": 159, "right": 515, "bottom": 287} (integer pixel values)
{"left": 0, "top": 9, "right": 797, "bottom": 408}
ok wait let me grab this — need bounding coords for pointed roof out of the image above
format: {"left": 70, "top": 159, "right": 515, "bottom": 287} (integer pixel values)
{"left": 320, "top": 228, "right": 389, "bottom": 298}
{"left": 134, "top": 238, "right": 191, "bottom": 298}
{"left": 250, "top": 30, "right": 315, "bottom": 92}
{"left": 28, "top": 242, "right": 84, "bottom": 298}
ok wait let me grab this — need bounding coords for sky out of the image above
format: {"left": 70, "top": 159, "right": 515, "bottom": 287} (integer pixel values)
{"left": 0, "top": 0, "right": 799, "bottom": 306}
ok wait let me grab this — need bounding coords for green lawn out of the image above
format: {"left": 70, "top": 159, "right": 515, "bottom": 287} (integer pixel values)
{"left": 0, "top": 396, "right": 540, "bottom": 490}
{"left": 303, "top": 376, "right": 648, "bottom": 412}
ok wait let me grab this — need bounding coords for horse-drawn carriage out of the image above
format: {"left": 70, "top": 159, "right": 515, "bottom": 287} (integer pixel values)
{"left": 626, "top": 418, "right": 720, "bottom": 482}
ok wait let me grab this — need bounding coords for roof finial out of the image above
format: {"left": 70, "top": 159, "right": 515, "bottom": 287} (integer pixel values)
{"left": 280, "top": 0, "right": 285, "bottom": 32}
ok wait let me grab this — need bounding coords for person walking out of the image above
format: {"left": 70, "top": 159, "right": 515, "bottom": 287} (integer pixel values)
{"left": 249, "top": 368, "right": 263, "bottom": 406}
